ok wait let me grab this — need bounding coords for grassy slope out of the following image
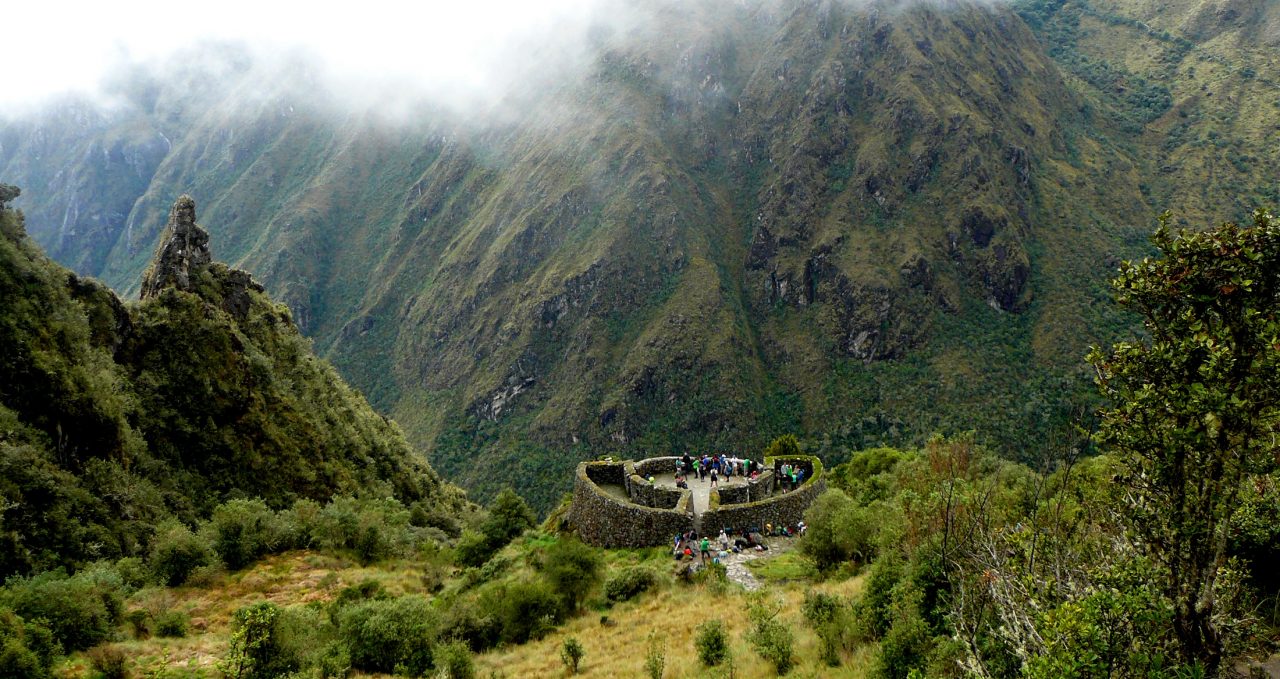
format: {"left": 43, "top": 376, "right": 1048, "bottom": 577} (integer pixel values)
{"left": 52, "top": 541, "right": 873, "bottom": 679}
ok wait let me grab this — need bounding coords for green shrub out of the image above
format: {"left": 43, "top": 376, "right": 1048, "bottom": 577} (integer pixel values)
{"left": 207, "top": 499, "right": 284, "bottom": 571}
{"left": 279, "top": 499, "right": 323, "bottom": 550}
{"left": 695, "top": 619, "right": 729, "bottom": 667}
{"left": 455, "top": 489, "right": 535, "bottom": 568}
{"left": 149, "top": 520, "right": 214, "bottom": 587}
{"left": 484, "top": 488, "right": 536, "bottom": 545}
{"left": 315, "top": 642, "right": 351, "bottom": 679}
{"left": 273, "top": 605, "right": 338, "bottom": 674}
{"left": 0, "top": 569, "right": 124, "bottom": 652}
{"left": 644, "top": 632, "right": 666, "bottom": 679}
{"left": 856, "top": 558, "right": 902, "bottom": 640}
{"left": 315, "top": 497, "right": 413, "bottom": 565}
{"left": 746, "top": 599, "right": 795, "bottom": 676}
{"left": 800, "top": 489, "right": 878, "bottom": 570}
{"left": 876, "top": 613, "right": 930, "bottom": 679}
{"left": 749, "top": 618, "right": 795, "bottom": 675}
{"left": 125, "top": 609, "right": 152, "bottom": 639}
{"left": 155, "top": 609, "right": 188, "bottom": 638}
{"left": 692, "top": 562, "right": 728, "bottom": 593}
{"left": 454, "top": 530, "right": 495, "bottom": 569}
{"left": 331, "top": 579, "right": 387, "bottom": 610}
{"left": 337, "top": 595, "right": 437, "bottom": 676}
{"left": 0, "top": 605, "right": 55, "bottom": 679}
{"left": 480, "top": 579, "right": 560, "bottom": 645}
{"left": 219, "top": 601, "right": 293, "bottom": 679}
{"left": 433, "top": 640, "right": 475, "bottom": 679}
{"left": 764, "top": 434, "right": 802, "bottom": 458}
{"left": 437, "top": 597, "right": 501, "bottom": 653}
{"left": 539, "top": 538, "right": 603, "bottom": 613}
{"left": 85, "top": 645, "right": 128, "bottom": 679}
{"left": 803, "top": 591, "right": 850, "bottom": 667}
{"left": 561, "top": 636, "right": 585, "bottom": 674}
{"left": 603, "top": 566, "right": 659, "bottom": 603}
{"left": 113, "top": 557, "right": 152, "bottom": 591}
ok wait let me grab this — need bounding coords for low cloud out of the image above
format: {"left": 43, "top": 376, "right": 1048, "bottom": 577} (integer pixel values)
{"left": 1, "top": 0, "right": 635, "bottom": 113}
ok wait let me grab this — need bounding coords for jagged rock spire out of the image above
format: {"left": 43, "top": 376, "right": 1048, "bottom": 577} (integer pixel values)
{"left": 140, "top": 195, "right": 212, "bottom": 300}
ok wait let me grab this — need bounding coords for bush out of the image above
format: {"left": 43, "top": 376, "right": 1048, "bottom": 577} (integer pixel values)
{"left": 338, "top": 595, "right": 437, "bottom": 676}
{"left": 85, "top": 645, "right": 128, "bottom": 679}
{"left": 279, "top": 499, "right": 322, "bottom": 550}
{"left": 149, "top": 520, "right": 214, "bottom": 587}
{"left": 331, "top": 579, "right": 387, "bottom": 610}
{"left": 0, "top": 606, "right": 56, "bottom": 679}
{"left": 644, "top": 633, "right": 666, "bottom": 679}
{"left": 456, "top": 489, "right": 535, "bottom": 568}
{"left": 434, "top": 640, "right": 474, "bottom": 679}
{"left": 803, "top": 591, "right": 850, "bottom": 667}
{"left": 561, "top": 637, "right": 585, "bottom": 674}
{"left": 539, "top": 538, "right": 603, "bottom": 613}
{"left": 603, "top": 566, "right": 659, "bottom": 603}
{"left": 437, "top": 597, "right": 501, "bottom": 653}
{"left": 453, "top": 530, "right": 495, "bottom": 569}
{"left": 0, "top": 569, "right": 124, "bottom": 652}
{"left": 481, "top": 579, "right": 560, "bottom": 645}
{"left": 764, "top": 434, "right": 802, "bottom": 458}
{"left": 746, "top": 599, "right": 794, "bottom": 676}
{"left": 315, "top": 497, "right": 414, "bottom": 565}
{"left": 125, "top": 609, "right": 152, "bottom": 640}
{"left": 800, "top": 489, "right": 878, "bottom": 570}
{"left": 273, "top": 605, "right": 338, "bottom": 674}
{"left": 155, "top": 609, "right": 188, "bottom": 638}
{"left": 484, "top": 488, "right": 536, "bottom": 545}
{"left": 749, "top": 618, "right": 796, "bottom": 675}
{"left": 695, "top": 620, "right": 730, "bottom": 667}
{"left": 207, "top": 499, "right": 284, "bottom": 571}
{"left": 219, "top": 601, "right": 293, "bottom": 679}
{"left": 113, "top": 557, "right": 152, "bottom": 590}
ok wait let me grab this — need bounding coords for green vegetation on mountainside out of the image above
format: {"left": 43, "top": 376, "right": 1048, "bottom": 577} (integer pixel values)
{"left": 2, "top": 0, "right": 1277, "bottom": 510}
{"left": 0, "top": 188, "right": 463, "bottom": 578}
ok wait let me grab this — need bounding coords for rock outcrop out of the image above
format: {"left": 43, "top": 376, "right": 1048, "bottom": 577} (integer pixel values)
{"left": 140, "top": 195, "right": 211, "bottom": 300}
{"left": 139, "top": 196, "right": 266, "bottom": 319}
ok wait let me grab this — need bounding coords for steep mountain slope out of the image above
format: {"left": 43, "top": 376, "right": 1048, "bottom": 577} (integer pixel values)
{"left": 0, "top": 189, "right": 463, "bottom": 576}
{"left": 1, "top": 0, "right": 1275, "bottom": 509}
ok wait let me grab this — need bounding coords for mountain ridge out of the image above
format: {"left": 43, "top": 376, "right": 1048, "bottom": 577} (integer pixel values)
{"left": 2, "top": 0, "right": 1277, "bottom": 508}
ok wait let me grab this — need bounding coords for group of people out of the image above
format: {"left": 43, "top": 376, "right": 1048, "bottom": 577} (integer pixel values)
{"left": 672, "top": 522, "right": 807, "bottom": 565}
{"left": 675, "top": 453, "right": 764, "bottom": 489}
{"left": 777, "top": 461, "right": 806, "bottom": 491}
{"left": 670, "top": 454, "right": 809, "bottom": 493}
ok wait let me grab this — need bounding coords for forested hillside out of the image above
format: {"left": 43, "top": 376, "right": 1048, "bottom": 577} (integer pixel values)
{"left": 0, "top": 188, "right": 464, "bottom": 577}
{"left": 1, "top": 0, "right": 1277, "bottom": 509}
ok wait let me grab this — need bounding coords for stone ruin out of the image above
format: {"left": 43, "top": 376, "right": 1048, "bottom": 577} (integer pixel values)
{"left": 566, "top": 454, "right": 826, "bottom": 548}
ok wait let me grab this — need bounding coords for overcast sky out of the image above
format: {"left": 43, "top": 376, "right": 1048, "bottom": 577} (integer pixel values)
{"left": 1, "top": 0, "right": 624, "bottom": 109}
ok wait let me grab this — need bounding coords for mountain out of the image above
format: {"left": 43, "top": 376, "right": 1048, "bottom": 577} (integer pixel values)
{"left": 0, "top": 189, "right": 463, "bottom": 576}
{"left": 1, "top": 0, "right": 1277, "bottom": 510}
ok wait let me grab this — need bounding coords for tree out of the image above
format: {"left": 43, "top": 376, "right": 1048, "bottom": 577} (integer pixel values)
{"left": 1087, "top": 209, "right": 1280, "bottom": 674}
{"left": 0, "top": 184, "right": 18, "bottom": 207}
{"left": 764, "top": 434, "right": 802, "bottom": 459}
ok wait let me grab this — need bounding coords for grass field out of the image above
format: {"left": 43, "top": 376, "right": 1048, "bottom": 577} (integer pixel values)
{"left": 51, "top": 546, "right": 875, "bottom": 678}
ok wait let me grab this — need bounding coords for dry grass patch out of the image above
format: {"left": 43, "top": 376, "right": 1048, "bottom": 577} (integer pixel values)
{"left": 476, "top": 575, "right": 872, "bottom": 678}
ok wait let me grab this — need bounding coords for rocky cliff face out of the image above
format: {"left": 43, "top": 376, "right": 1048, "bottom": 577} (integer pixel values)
{"left": 140, "top": 196, "right": 210, "bottom": 298}
{"left": 1, "top": 0, "right": 1276, "bottom": 508}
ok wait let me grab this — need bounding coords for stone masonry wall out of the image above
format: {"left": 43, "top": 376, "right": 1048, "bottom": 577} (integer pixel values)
{"left": 629, "top": 475, "right": 685, "bottom": 509}
{"left": 571, "top": 456, "right": 824, "bottom": 548}
{"left": 748, "top": 470, "right": 775, "bottom": 501}
{"left": 702, "top": 474, "right": 826, "bottom": 536}
{"left": 569, "top": 461, "right": 694, "bottom": 547}
{"left": 717, "top": 483, "right": 751, "bottom": 505}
